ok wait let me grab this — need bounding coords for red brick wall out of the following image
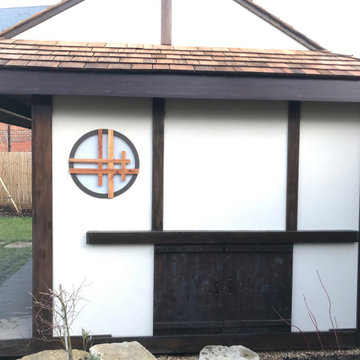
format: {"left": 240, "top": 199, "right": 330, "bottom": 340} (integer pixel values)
{"left": 0, "top": 123, "right": 31, "bottom": 152}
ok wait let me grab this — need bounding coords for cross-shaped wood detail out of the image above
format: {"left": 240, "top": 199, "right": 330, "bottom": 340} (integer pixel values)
{"left": 69, "top": 129, "right": 139, "bottom": 198}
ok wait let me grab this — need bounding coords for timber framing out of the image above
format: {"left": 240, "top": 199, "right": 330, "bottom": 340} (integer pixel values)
{"left": 32, "top": 95, "right": 53, "bottom": 340}
{"left": 86, "top": 231, "right": 358, "bottom": 245}
{"left": 0, "top": 95, "right": 32, "bottom": 128}
{"left": 286, "top": 102, "right": 300, "bottom": 231}
{"left": 0, "top": 0, "right": 84, "bottom": 39}
{"left": 1, "top": 70, "right": 360, "bottom": 102}
{"left": 161, "top": 0, "right": 172, "bottom": 45}
{"left": 152, "top": 98, "right": 165, "bottom": 231}
{"left": 1, "top": 40, "right": 360, "bottom": 356}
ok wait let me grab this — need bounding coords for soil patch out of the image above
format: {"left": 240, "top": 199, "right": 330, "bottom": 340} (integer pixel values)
{"left": 0, "top": 206, "right": 31, "bottom": 217}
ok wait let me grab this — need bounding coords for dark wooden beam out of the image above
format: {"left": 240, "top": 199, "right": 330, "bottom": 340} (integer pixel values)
{"left": 358, "top": 188, "right": 360, "bottom": 329}
{"left": 286, "top": 101, "right": 300, "bottom": 231}
{"left": 0, "top": 96, "right": 32, "bottom": 118}
{"left": 1, "top": 330, "right": 358, "bottom": 357}
{"left": 0, "top": 109, "right": 32, "bottom": 129}
{"left": 86, "top": 230, "right": 358, "bottom": 245}
{"left": 32, "top": 95, "right": 53, "bottom": 341}
{"left": 161, "top": 0, "right": 172, "bottom": 45}
{"left": 0, "top": 339, "right": 33, "bottom": 358}
{"left": 38, "top": 330, "right": 360, "bottom": 354}
{"left": 1, "top": 69, "right": 360, "bottom": 102}
{"left": 152, "top": 99, "right": 165, "bottom": 231}
{"left": 0, "top": 0, "right": 84, "bottom": 39}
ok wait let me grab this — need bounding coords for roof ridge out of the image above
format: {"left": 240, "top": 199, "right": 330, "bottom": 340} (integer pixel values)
{"left": 232, "top": 0, "right": 325, "bottom": 51}
{"left": 0, "top": 0, "right": 84, "bottom": 39}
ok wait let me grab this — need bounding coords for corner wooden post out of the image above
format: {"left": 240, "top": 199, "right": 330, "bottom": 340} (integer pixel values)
{"left": 152, "top": 98, "right": 165, "bottom": 231}
{"left": 32, "top": 95, "right": 53, "bottom": 341}
{"left": 286, "top": 101, "right": 300, "bottom": 231}
{"left": 161, "top": 0, "right": 172, "bottom": 45}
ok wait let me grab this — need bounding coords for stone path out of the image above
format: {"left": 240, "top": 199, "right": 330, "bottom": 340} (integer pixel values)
{"left": 0, "top": 260, "right": 32, "bottom": 339}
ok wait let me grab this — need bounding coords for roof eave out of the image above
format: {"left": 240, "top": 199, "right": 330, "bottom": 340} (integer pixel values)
{"left": 0, "top": 67, "right": 359, "bottom": 103}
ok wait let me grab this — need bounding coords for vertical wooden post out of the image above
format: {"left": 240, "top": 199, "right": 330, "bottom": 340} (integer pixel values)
{"left": 7, "top": 125, "right": 10, "bottom": 152}
{"left": 286, "top": 101, "right": 300, "bottom": 231}
{"left": 161, "top": 0, "right": 172, "bottom": 45}
{"left": 152, "top": 98, "right": 165, "bottom": 231}
{"left": 32, "top": 95, "right": 53, "bottom": 341}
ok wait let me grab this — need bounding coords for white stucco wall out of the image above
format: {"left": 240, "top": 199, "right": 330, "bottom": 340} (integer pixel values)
{"left": 163, "top": 99, "right": 288, "bottom": 230}
{"left": 292, "top": 243, "right": 358, "bottom": 331}
{"left": 52, "top": 96, "right": 153, "bottom": 336}
{"left": 292, "top": 102, "right": 360, "bottom": 332}
{"left": 52, "top": 97, "right": 359, "bottom": 336}
{"left": 298, "top": 102, "right": 360, "bottom": 231}
{"left": 172, "top": 0, "right": 306, "bottom": 49}
{"left": 15, "top": 0, "right": 305, "bottom": 50}
{"left": 16, "top": 0, "right": 161, "bottom": 44}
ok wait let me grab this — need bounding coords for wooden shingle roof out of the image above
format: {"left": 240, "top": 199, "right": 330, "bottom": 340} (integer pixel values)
{"left": 0, "top": 39, "right": 360, "bottom": 78}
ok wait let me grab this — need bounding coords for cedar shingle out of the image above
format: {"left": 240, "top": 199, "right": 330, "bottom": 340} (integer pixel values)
{"left": 132, "top": 64, "right": 153, "bottom": 70}
{"left": 0, "top": 39, "right": 359, "bottom": 78}
{"left": 58, "top": 61, "right": 86, "bottom": 68}
{"left": 108, "top": 63, "right": 132, "bottom": 70}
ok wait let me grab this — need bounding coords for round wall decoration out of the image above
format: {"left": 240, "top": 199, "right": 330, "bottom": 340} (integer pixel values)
{"left": 68, "top": 129, "right": 140, "bottom": 198}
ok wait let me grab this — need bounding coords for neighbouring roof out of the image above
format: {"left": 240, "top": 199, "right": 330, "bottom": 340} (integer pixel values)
{"left": 0, "top": 6, "right": 49, "bottom": 32}
{"left": 232, "top": 0, "right": 324, "bottom": 51}
{"left": 0, "top": 0, "right": 83, "bottom": 38}
{"left": 0, "top": 39, "right": 359, "bottom": 78}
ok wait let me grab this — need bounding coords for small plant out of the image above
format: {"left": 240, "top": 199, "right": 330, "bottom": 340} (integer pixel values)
{"left": 274, "top": 270, "right": 342, "bottom": 351}
{"left": 81, "top": 328, "right": 93, "bottom": 352}
{"left": 33, "top": 281, "right": 88, "bottom": 360}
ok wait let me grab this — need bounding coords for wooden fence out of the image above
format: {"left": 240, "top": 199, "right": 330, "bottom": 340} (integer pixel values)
{"left": 0, "top": 152, "right": 32, "bottom": 209}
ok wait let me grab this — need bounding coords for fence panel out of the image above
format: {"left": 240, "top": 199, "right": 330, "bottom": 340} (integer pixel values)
{"left": 0, "top": 152, "right": 32, "bottom": 210}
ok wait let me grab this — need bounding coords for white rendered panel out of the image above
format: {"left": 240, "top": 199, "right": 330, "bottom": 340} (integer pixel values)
{"left": 298, "top": 103, "right": 360, "bottom": 230}
{"left": 163, "top": 100, "right": 287, "bottom": 231}
{"left": 292, "top": 243, "right": 358, "bottom": 332}
{"left": 16, "top": 0, "right": 160, "bottom": 44}
{"left": 52, "top": 96, "right": 153, "bottom": 336}
{"left": 172, "top": 0, "right": 306, "bottom": 49}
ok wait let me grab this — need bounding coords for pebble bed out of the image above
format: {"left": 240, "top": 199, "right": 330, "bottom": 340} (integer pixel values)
{"left": 157, "top": 347, "right": 360, "bottom": 360}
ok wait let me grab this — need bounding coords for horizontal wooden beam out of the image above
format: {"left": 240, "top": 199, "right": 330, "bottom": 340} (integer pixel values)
{"left": 28, "top": 330, "right": 360, "bottom": 354}
{"left": 0, "top": 338, "right": 33, "bottom": 358}
{"left": 0, "top": 96, "right": 32, "bottom": 119}
{"left": 1, "top": 330, "right": 359, "bottom": 357}
{"left": 1, "top": 69, "right": 360, "bottom": 102}
{"left": 0, "top": 108, "right": 32, "bottom": 128}
{"left": 87, "top": 230, "right": 358, "bottom": 245}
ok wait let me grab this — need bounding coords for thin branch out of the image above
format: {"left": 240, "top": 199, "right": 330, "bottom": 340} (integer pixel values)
{"left": 272, "top": 306, "right": 310, "bottom": 350}
{"left": 317, "top": 270, "right": 341, "bottom": 350}
{"left": 303, "top": 295, "right": 324, "bottom": 350}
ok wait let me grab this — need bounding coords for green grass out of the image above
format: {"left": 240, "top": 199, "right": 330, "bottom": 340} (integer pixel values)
{"left": 0, "top": 247, "right": 32, "bottom": 285}
{"left": 0, "top": 217, "right": 32, "bottom": 243}
{"left": 0, "top": 217, "right": 32, "bottom": 285}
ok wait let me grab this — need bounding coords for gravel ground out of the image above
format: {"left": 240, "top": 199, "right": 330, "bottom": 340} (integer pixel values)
{"left": 156, "top": 347, "right": 360, "bottom": 360}
{"left": 0, "top": 206, "right": 31, "bottom": 217}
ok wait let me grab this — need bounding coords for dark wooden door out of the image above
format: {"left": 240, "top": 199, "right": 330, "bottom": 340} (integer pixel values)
{"left": 154, "top": 244, "right": 292, "bottom": 335}
{"left": 154, "top": 245, "right": 223, "bottom": 335}
{"left": 222, "top": 245, "right": 292, "bottom": 334}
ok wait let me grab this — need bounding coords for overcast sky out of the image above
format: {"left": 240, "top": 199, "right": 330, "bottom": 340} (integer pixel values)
{"left": 0, "top": 0, "right": 359, "bottom": 57}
